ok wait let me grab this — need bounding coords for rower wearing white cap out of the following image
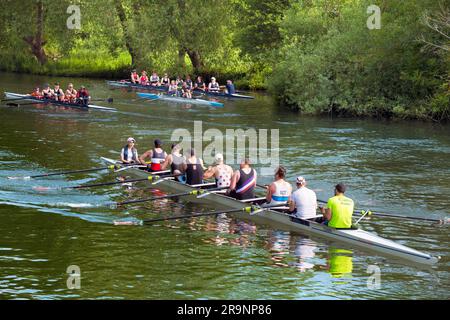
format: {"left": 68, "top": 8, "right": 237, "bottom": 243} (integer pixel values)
{"left": 266, "top": 166, "right": 292, "bottom": 205}
{"left": 203, "top": 153, "right": 233, "bottom": 188}
{"left": 120, "top": 137, "right": 139, "bottom": 164}
{"left": 208, "top": 77, "right": 220, "bottom": 92}
{"left": 288, "top": 176, "right": 318, "bottom": 220}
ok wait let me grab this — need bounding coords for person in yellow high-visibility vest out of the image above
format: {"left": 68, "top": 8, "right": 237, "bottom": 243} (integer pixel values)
{"left": 320, "top": 183, "right": 354, "bottom": 228}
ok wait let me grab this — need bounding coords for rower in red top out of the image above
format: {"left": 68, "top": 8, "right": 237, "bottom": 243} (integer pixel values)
{"left": 140, "top": 71, "right": 149, "bottom": 85}
{"left": 139, "top": 139, "right": 168, "bottom": 172}
{"left": 228, "top": 158, "right": 257, "bottom": 200}
{"left": 130, "top": 70, "right": 139, "bottom": 84}
{"left": 77, "top": 86, "right": 90, "bottom": 106}
{"left": 30, "top": 87, "right": 43, "bottom": 98}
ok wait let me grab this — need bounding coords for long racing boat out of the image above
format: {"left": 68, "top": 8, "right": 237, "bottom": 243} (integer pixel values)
{"left": 107, "top": 80, "right": 254, "bottom": 100}
{"left": 4, "top": 92, "right": 116, "bottom": 112}
{"left": 101, "top": 156, "right": 440, "bottom": 266}
{"left": 137, "top": 92, "right": 224, "bottom": 108}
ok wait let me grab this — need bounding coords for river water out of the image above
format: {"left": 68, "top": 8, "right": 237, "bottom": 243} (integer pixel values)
{"left": 0, "top": 72, "right": 448, "bottom": 300}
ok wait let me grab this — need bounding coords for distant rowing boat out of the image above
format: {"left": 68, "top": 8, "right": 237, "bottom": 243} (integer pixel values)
{"left": 101, "top": 156, "right": 440, "bottom": 266}
{"left": 3, "top": 92, "right": 116, "bottom": 112}
{"left": 107, "top": 80, "right": 254, "bottom": 100}
{"left": 137, "top": 92, "right": 224, "bottom": 108}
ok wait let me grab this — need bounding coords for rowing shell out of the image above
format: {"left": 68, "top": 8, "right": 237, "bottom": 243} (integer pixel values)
{"left": 101, "top": 157, "right": 440, "bottom": 266}
{"left": 107, "top": 80, "right": 254, "bottom": 100}
{"left": 3, "top": 92, "right": 117, "bottom": 112}
{"left": 137, "top": 92, "right": 224, "bottom": 108}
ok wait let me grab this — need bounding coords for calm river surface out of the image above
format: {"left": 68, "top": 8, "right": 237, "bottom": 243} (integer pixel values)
{"left": 0, "top": 72, "right": 448, "bottom": 299}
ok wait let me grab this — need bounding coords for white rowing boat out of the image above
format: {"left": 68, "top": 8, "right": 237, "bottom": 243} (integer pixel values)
{"left": 3, "top": 92, "right": 117, "bottom": 112}
{"left": 137, "top": 92, "right": 224, "bottom": 108}
{"left": 101, "top": 156, "right": 440, "bottom": 266}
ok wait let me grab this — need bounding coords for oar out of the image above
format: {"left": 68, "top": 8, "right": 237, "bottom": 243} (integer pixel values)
{"left": 8, "top": 164, "right": 119, "bottom": 180}
{"left": 33, "top": 173, "right": 181, "bottom": 191}
{"left": 317, "top": 199, "right": 448, "bottom": 224}
{"left": 90, "top": 98, "right": 114, "bottom": 103}
{"left": 113, "top": 203, "right": 287, "bottom": 226}
{"left": 110, "top": 186, "right": 228, "bottom": 208}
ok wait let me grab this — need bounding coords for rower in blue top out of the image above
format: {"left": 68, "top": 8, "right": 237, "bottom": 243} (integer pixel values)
{"left": 225, "top": 80, "right": 236, "bottom": 94}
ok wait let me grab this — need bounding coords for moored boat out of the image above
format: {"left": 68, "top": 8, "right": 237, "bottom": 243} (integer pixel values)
{"left": 101, "top": 156, "right": 440, "bottom": 266}
{"left": 3, "top": 92, "right": 116, "bottom": 112}
{"left": 137, "top": 92, "right": 224, "bottom": 108}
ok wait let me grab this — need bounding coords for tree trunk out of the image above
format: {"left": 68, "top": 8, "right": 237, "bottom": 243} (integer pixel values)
{"left": 23, "top": 0, "right": 47, "bottom": 65}
{"left": 114, "top": 0, "right": 137, "bottom": 66}
{"left": 185, "top": 49, "right": 204, "bottom": 75}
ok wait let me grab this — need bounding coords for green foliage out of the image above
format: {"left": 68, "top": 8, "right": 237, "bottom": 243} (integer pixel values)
{"left": 269, "top": 0, "right": 450, "bottom": 121}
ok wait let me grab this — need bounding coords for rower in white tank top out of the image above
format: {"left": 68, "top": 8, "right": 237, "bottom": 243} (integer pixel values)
{"left": 266, "top": 166, "right": 292, "bottom": 205}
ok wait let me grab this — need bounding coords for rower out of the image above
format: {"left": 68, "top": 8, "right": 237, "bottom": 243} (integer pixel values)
{"left": 41, "top": 84, "right": 54, "bottom": 99}
{"left": 140, "top": 71, "right": 149, "bottom": 85}
{"left": 168, "top": 80, "right": 178, "bottom": 96}
{"left": 228, "top": 158, "right": 257, "bottom": 200}
{"left": 161, "top": 144, "right": 186, "bottom": 182}
{"left": 120, "top": 137, "right": 139, "bottom": 164}
{"left": 320, "top": 183, "right": 354, "bottom": 228}
{"left": 130, "top": 70, "right": 139, "bottom": 84}
{"left": 288, "top": 176, "right": 318, "bottom": 220}
{"left": 77, "top": 86, "right": 90, "bottom": 106}
{"left": 203, "top": 153, "right": 233, "bottom": 188}
{"left": 208, "top": 77, "right": 220, "bottom": 92}
{"left": 149, "top": 71, "right": 160, "bottom": 86}
{"left": 65, "top": 83, "right": 77, "bottom": 103}
{"left": 139, "top": 139, "right": 167, "bottom": 172}
{"left": 186, "top": 75, "right": 193, "bottom": 91}
{"left": 183, "top": 148, "right": 205, "bottom": 185}
{"left": 182, "top": 81, "right": 192, "bottom": 99}
{"left": 225, "top": 80, "right": 236, "bottom": 94}
{"left": 30, "top": 87, "right": 42, "bottom": 98}
{"left": 266, "top": 166, "right": 292, "bottom": 205}
{"left": 194, "top": 76, "right": 206, "bottom": 92}
{"left": 161, "top": 73, "right": 170, "bottom": 86}
{"left": 53, "top": 83, "right": 65, "bottom": 102}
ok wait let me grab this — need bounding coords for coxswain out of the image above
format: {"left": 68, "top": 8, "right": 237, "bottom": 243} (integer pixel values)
{"left": 149, "top": 71, "right": 160, "bottom": 86}
{"left": 183, "top": 148, "right": 205, "bottom": 185}
{"left": 225, "top": 80, "right": 236, "bottom": 94}
{"left": 266, "top": 166, "right": 292, "bottom": 205}
{"left": 53, "top": 83, "right": 65, "bottom": 102}
{"left": 194, "top": 76, "right": 206, "bottom": 92}
{"left": 161, "top": 73, "right": 170, "bottom": 86}
{"left": 228, "top": 158, "right": 257, "bottom": 200}
{"left": 320, "top": 183, "right": 354, "bottom": 228}
{"left": 130, "top": 70, "right": 139, "bottom": 84}
{"left": 288, "top": 176, "right": 318, "bottom": 220}
{"left": 203, "top": 153, "right": 233, "bottom": 188}
{"left": 168, "top": 80, "right": 178, "bottom": 96}
{"left": 41, "top": 84, "right": 54, "bottom": 99}
{"left": 208, "top": 77, "right": 220, "bottom": 92}
{"left": 161, "top": 144, "right": 186, "bottom": 182}
{"left": 30, "top": 87, "right": 43, "bottom": 98}
{"left": 139, "top": 139, "right": 167, "bottom": 172}
{"left": 65, "top": 83, "right": 77, "bottom": 103}
{"left": 120, "top": 137, "right": 139, "bottom": 164}
{"left": 77, "top": 86, "right": 90, "bottom": 106}
{"left": 140, "top": 71, "right": 149, "bottom": 85}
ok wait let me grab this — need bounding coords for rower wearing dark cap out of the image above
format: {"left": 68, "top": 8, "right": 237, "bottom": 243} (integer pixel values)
{"left": 77, "top": 86, "right": 90, "bottom": 106}
{"left": 139, "top": 139, "right": 167, "bottom": 172}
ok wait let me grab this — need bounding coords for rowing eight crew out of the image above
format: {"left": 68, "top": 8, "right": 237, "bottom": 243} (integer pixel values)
{"left": 30, "top": 83, "right": 91, "bottom": 106}
{"left": 120, "top": 137, "right": 355, "bottom": 229}
{"left": 130, "top": 70, "right": 236, "bottom": 95}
